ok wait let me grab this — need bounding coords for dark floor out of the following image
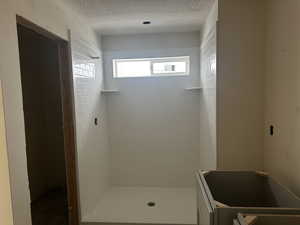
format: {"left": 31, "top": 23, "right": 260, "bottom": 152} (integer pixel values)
{"left": 31, "top": 188, "right": 68, "bottom": 225}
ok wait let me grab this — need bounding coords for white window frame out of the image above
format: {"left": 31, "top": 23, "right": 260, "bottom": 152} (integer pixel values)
{"left": 113, "top": 56, "right": 190, "bottom": 78}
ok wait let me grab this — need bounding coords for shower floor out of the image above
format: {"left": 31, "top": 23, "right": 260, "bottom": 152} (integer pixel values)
{"left": 83, "top": 186, "right": 196, "bottom": 225}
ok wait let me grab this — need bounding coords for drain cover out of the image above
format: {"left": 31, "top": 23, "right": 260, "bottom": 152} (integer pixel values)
{"left": 147, "top": 201, "right": 156, "bottom": 207}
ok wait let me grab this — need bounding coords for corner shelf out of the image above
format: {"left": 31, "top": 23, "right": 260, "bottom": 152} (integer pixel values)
{"left": 101, "top": 89, "right": 120, "bottom": 94}
{"left": 184, "top": 87, "right": 203, "bottom": 92}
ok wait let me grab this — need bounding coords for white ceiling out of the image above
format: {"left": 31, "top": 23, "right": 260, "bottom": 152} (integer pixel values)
{"left": 60, "top": 0, "right": 214, "bottom": 35}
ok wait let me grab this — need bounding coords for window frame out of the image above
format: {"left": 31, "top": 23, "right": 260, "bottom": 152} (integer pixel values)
{"left": 112, "top": 56, "right": 190, "bottom": 78}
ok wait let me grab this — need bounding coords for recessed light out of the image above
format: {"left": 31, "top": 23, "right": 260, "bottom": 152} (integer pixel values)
{"left": 147, "top": 201, "right": 156, "bottom": 207}
{"left": 142, "top": 21, "right": 151, "bottom": 25}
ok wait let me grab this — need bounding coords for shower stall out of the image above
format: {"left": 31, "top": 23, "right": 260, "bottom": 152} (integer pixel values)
{"left": 71, "top": 2, "right": 217, "bottom": 225}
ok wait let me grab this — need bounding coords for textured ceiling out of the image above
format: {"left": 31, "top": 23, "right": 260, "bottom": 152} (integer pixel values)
{"left": 60, "top": 0, "right": 214, "bottom": 35}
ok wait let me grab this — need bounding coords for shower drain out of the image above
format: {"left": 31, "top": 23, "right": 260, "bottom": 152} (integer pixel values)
{"left": 147, "top": 201, "right": 156, "bottom": 207}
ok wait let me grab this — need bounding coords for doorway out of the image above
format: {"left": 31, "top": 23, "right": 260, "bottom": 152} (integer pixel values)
{"left": 16, "top": 16, "right": 79, "bottom": 225}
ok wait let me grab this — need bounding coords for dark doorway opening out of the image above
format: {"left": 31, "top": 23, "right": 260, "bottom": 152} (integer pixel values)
{"left": 16, "top": 16, "right": 79, "bottom": 225}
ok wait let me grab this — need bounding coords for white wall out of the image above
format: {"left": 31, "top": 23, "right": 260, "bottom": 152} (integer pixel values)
{"left": 72, "top": 38, "right": 110, "bottom": 218}
{"left": 201, "top": 1, "right": 218, "bottom": 43}
{"left": 264, "top": 0, "right": 300, "bottom": 195}
{"left": 102, "top": 32, "right": 201, "bottom": 89}
{"left": 102, "top": 32, "right": 201, "bottom": 187}
{"left": 0, "top": 81, "right": 14, "bottom": 225}
{"left": 0, "top": 0, "right": 101, "bottom": 224}
{"left": 217, "top": 0, "right": 265, "bottom": 170}
{"left": 199, "top": 1, "right": 218, "bottom": 170}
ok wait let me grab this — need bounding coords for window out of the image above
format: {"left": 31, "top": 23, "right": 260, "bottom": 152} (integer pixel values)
{"left": 113, "top": 56, "right": 190, "bottom": 78}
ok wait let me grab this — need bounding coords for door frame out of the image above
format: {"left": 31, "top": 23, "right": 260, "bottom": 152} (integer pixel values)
{"left": 16, "top": 15, "right": 79, "bottom": 225}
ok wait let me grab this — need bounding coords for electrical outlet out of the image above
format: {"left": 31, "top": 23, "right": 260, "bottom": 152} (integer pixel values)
{"left": 94, "top": 118, "right": 98, "bottom": 126}
{"left": 270, "top": 125, "right": 274, "bottom": 136}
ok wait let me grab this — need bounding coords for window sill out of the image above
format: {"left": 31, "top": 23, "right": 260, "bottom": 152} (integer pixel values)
{"left": 113, "top": 74, "right": 189, "bottom": 79}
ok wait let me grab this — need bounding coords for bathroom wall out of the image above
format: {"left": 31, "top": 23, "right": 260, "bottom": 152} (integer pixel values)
{"left": 217, "top": 0, "right": 265, "bottom": 170}
{"left": 199, "top": 0, "right": 218, "bottom": 170}
{"left": 102, "top": 32, "right": 201, "bottom": 89}
{"left": 264, "top": 0, "right": 300, "bottom": 195}
{"left": 201, "top": 1, "right": 218, "bottom": 41}
{"left": 0, "top": 81, "right": 14, "bottom": 225}
{"left": 0, "top": 0, "right": 100, "bottom": 224}
{"left": 102, "top": 32, "right": 201, "bottom": 187}
{"left": 72, "top": 37, "right": 110, "bottom": 217}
